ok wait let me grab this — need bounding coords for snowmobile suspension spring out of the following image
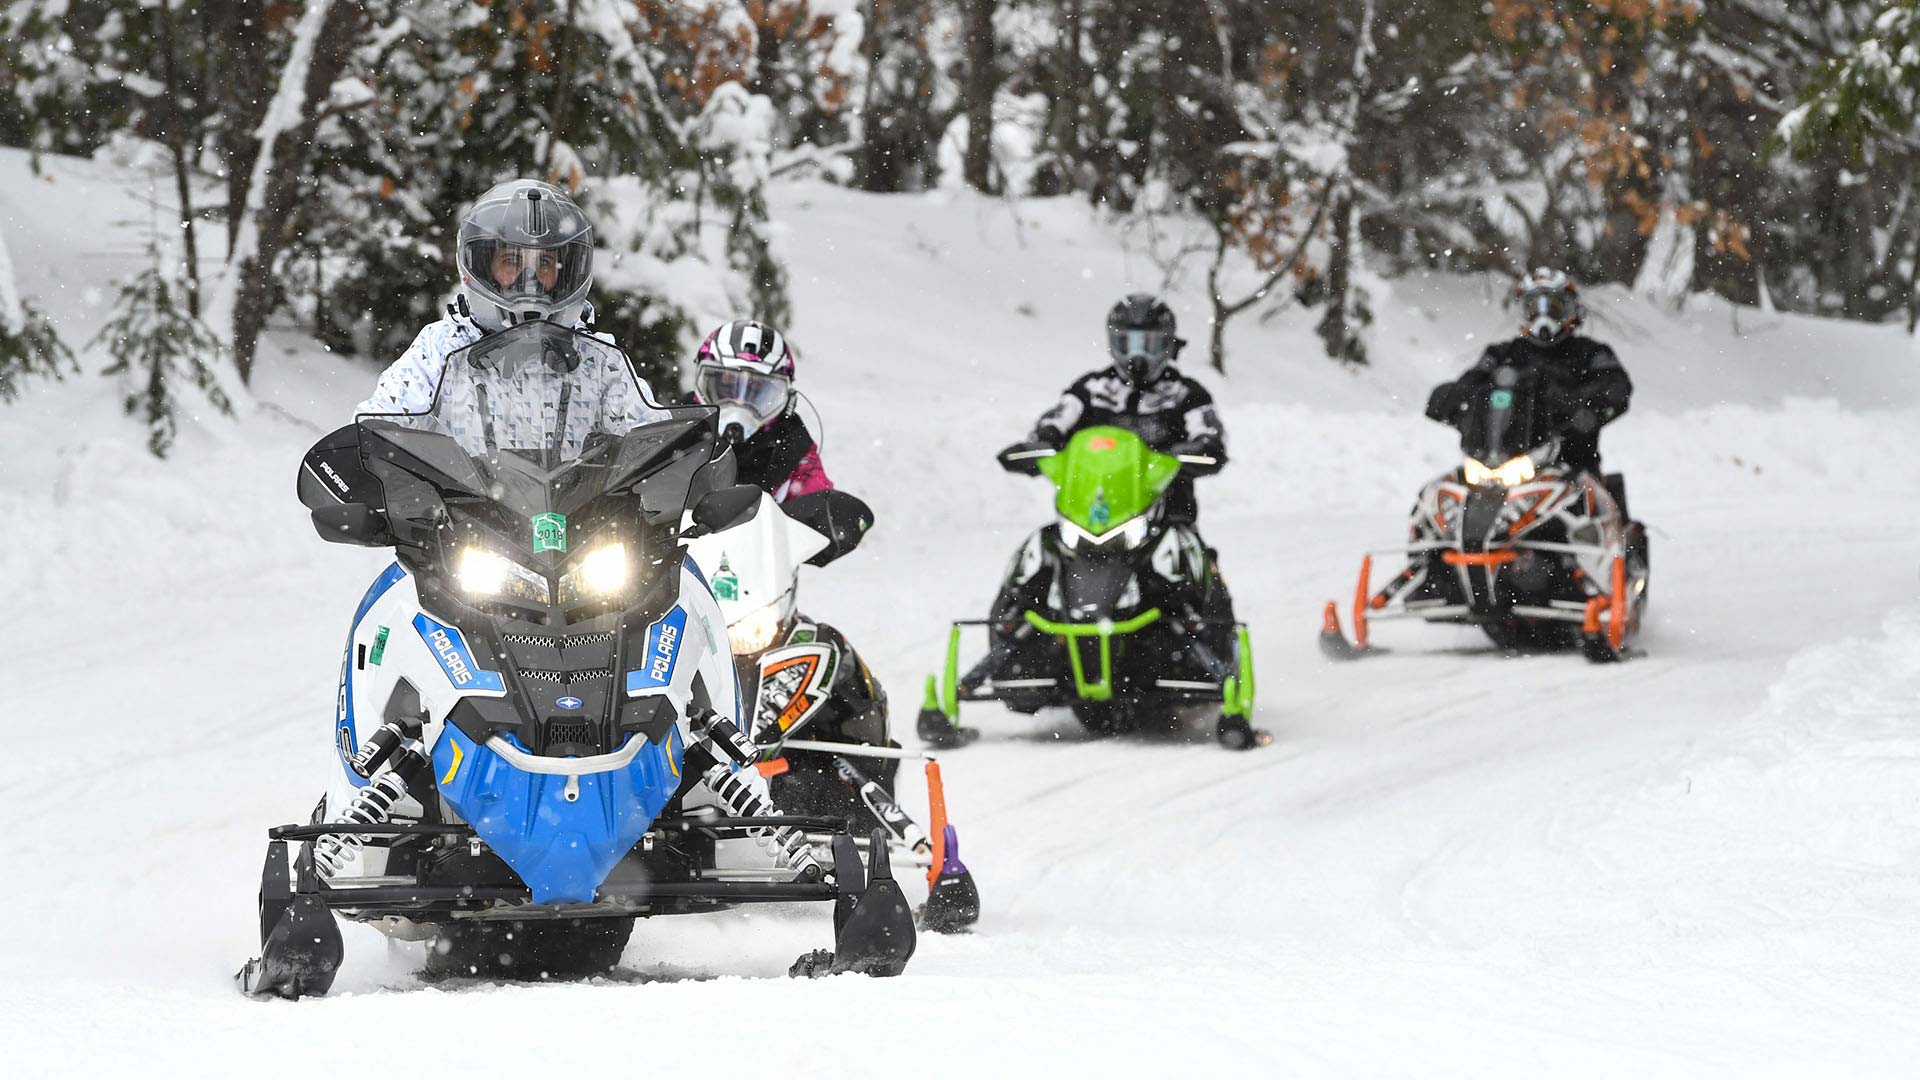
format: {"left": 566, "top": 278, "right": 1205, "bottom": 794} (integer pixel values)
{"left": 702, "top": 763, "right": 820, "bottom": 875}
{"left": 313, "top": 748, "right": 426, "bottom": 878}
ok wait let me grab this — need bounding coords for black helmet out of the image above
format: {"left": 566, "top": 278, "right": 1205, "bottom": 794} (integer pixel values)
{"left": 1106, "top": 294, "right": 1182, "bottom": 385}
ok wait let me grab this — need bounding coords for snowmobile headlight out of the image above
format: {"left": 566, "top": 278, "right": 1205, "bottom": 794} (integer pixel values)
{"left": 456, "top": 547, "right": 551, "bottom": 603}
{"left": 576, "top": 543, "right": 629, "bottom": 594}
{"left": 556, "top": 543, "right": 632, "bottom": 605}
{"left": 1058, "top": 515, "right": 1152, "bottom": 551}
{"left": 727, "top": 602, "right": 783, "bottom": 655}
{"left": 1462, "top": 455, "right": 1535, "bottom": 487}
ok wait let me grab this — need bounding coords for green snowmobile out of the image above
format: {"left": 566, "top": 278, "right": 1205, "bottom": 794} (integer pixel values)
{"left": 916, "top": 426, "right": 1264, "bottom": 749}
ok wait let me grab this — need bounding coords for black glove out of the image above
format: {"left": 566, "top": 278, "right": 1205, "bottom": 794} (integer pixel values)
{"left": 1426, "top": 378, "right": 1479, "bottom": 423}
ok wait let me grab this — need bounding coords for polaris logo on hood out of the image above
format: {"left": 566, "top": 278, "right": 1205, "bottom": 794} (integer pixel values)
{"left": 430, "top": 629, "right": 474, "bottom": 684}
{"left": 651, "top": 623, "right": 679, "bottom": 678}
{"left": 626, "top": 606, "right": 689, "bottom": 696}
{"left": 413, "top": 613, "right": 505, "bottom": 693}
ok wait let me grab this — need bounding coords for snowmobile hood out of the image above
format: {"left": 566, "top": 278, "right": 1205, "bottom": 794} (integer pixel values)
{"left": 1038, "top": 426, "right": 1180, "bottom": 537}
{"left": 684, "top": 492, "right": 830, "bottom": 627}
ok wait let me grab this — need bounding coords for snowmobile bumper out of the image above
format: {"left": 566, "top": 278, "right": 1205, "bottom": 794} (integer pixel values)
{"left": 237, "top": 813, "right": 917, "bottom": 997}
{"left": 919, "top": 615, "right": 1256, "bottom": 743}
{"left": 1320, "top": 542, "right": 1642, "bottom": 662}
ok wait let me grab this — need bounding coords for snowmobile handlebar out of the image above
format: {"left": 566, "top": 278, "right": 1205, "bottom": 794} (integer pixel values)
{"left": 998, "top": 440, "right": 1056, "bottom": 475}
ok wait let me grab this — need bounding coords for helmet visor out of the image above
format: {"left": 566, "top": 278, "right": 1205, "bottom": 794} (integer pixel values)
{"left": 460, "top": 237, "right": 593, "bottom": 309}
{"left": 1519, "top": 289, "right": 1576, "bottom": 327}
{"left": 1108, "top": 328, "right": 1176, "bottom": 364}
{"left": 695, "top": 363, "right": 791, "bottom": 424}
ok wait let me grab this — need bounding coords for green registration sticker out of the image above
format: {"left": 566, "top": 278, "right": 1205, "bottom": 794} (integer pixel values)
{"left": 368, "top": 625, "right": 390, "bottom": 666}
{"left": 1490, "top": 389, "right": 1513, "bottom": 409}
{"left": 532, "top": 512, "right": 568, "bottom": 554}
{"left": 712, "top": 554, "right": 740, "bottom": 602}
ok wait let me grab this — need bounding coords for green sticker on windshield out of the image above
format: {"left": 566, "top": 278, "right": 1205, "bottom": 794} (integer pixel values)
{"left": 532, "top": 512, "right": 568, "bottom": 554}
{"left": 1490, "top": 389, "right": 1513, "bottom": 409}
{"left": 712, "top": 554, "right": 740, "bottom": 602}
{"left": 1088, "top": 491, "right": 1112, "bottom": 530}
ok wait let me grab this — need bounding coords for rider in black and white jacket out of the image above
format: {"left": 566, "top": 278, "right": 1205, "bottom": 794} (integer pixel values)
{"left": 988, "top": 294, "right": 1236, "bottom": 672}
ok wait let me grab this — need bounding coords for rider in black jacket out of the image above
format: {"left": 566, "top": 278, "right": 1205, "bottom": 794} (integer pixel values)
{"left": 1023, "top": 295, "right": 1226, "bottom": 523}
{"left": 1426, "top": 269, "right": 1635, "bottom": 514}
{"left": 986, "top": 296, "right": 1240, "bottom": 734}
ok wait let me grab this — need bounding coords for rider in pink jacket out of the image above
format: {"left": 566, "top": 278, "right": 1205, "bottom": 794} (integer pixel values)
{"left": 691, "top": 319, "right": 833, "bottom": 501}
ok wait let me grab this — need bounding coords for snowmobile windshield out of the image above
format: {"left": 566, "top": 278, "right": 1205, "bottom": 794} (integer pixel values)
{"left": 357, "top": 320, "right": 674, "bottom": 469}
{"left": 351, "top": 321, "right": 723, "bottom": 618}
{"left": 1457, "top": 368, "right": 1563, "bottom": 467}
{"left": 1037, "top": 425, "right": 1181, "bottom": 538}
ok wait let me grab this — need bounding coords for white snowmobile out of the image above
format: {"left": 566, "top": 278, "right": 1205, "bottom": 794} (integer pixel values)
{"left": 1320, "top": 364, "right": 1650, "bottom": 663}
{"left": 237, "top": 322, "right": 916, "bottom": 999}
{"left": 685, "top": 490, "right": 981, "bottom": 933}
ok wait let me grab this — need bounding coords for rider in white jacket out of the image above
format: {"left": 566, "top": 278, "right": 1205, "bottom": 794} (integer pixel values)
{"left": 355, "top": 178, "right": 669, "bottom": 460}
{"left": 351, "top": 179, "right": 808, "bottom": 872}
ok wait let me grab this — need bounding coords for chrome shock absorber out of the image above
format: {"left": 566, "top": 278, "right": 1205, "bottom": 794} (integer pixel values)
{"left": 689, "top": 710, "right": 821, "bottom": 877}
{"left": 702, "top": 764, "right": 820, "bottom": 875}
{"left": 312, "top": 747, "right": 428, "bottom": 878}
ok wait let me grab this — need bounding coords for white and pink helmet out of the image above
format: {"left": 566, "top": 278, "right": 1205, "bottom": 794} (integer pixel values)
{"left": 694, "top": 319, "right": 799, "bottom": 440}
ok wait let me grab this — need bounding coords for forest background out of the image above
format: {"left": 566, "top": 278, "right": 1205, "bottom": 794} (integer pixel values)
{"left": 3, "top": 0, "right": 1919, "bottom": 454}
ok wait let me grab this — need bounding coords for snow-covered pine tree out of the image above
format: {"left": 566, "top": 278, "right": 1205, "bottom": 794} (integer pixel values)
{"left": 849, "top": 0, "right": 952, "bottom": 191}
{"left": 93, "top": 244, "right": 231, "bottom": 457}
{"left": 0, "top": 230, "right": 72, "bottom": 402}
{"left": 1773, "top": 2, "right": 1920, "bottom": 324}
{"left": 244, "top": 0, "right": 795, "bottom": 393}
{"left": 749, "top": 0, "right": 865, "bottom": 176}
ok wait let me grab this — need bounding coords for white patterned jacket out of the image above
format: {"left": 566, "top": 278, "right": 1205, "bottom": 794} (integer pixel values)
{"left": 355, "top": 308, "right": 669, "bottom": 461}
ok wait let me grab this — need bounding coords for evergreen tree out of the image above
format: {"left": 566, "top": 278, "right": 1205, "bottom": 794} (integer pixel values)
{"left": 93, "top": 244, "right": 232, "bottom": 457}
{"left": 0, "top": 232, "right": 72, "bottom": 402}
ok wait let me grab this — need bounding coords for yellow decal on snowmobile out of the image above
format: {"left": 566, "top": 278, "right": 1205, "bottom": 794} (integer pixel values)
{"left": 665, "top": 725, "right": 681, "bottom": 778}
{"left": 440, "top": 740, "right": 464, "bottom": 786}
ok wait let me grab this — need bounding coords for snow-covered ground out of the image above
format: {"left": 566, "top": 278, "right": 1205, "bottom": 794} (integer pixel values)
{"left": 5, "top": 151, "right": 1920, "bottom": 1076}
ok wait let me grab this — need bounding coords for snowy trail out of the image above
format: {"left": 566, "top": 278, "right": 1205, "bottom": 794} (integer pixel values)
{"left": 5, "top": 162, "right": 1920, "bottom": 1075}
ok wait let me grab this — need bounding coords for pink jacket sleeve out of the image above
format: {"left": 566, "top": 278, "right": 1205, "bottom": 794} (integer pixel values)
{"left": 776, "top": 445, "right": 834, "bottom": 501}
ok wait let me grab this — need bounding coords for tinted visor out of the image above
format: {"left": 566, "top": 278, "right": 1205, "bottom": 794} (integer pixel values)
{"left": 1108, "top": 329, "right": 1175, "bottom": 363}
{"left": 695, "top": 363, "right": 790, "bottom": 424}
{"left": 460, "top": 237, "right": 593, "bottom": 306}
{"left": 1519, "top": 289, "right": 1575, "bottom": 326}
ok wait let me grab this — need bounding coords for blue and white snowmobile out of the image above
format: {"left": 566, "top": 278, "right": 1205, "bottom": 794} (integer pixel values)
{"left": 237, "top": 322, "right": 915, "bottom": 998}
